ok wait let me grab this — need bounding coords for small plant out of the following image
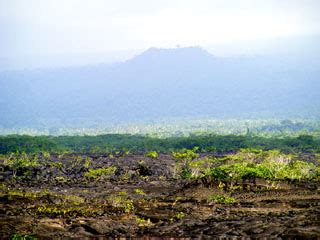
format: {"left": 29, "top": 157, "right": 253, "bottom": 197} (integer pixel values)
{"left": 158, "top": 175, "right": 166, "bottom": 180}
{"left": 39, "top": 188, "right": 50, "bottom": 197}
{"left": 49, "top": 161, "right": 63, "bottom": 169}
{"left": 83, "top": 157, "right": 91, "bottom": 168}
{"left": 210, "top": 167, "right": 228, "bottom": 180}
{"left": 208, "top": 194, "right": 236, "bottom": 204}
{"left": 54, "top": 176, "right": 67, "bottom": 184}
{"left": 37, "top": 206, "right": 89, "bottom": 217}
{"left": 188, "top": 159, "right": 208, "bottom": 178}
{"left": 71, "top": 156, "right": 83, "bottom": 168}
{"left": 175, "top": 212, "right": 185, "bottom": 219}
{"left": 120, "top": 170, "right": 130, "bottom": 181}
{"left": 43, "top": 151, "right": 50, "bottom": 160}
{"left": 11, "top": 234, "right": 37, "bottom": 240}
{"left": 135, "top": 216, "right": 152, "bottom": 226}
{"left": 172, "top": 196, "right": 183, "bottom": 206}
{"left": 134, "top": 188, "right": 146, "bottom": 195}
{"left": 180, "top": 168, "right": 192, "bottom": 179}
{"left": 62, "top": 194, "right": 85, "bottom": 205}
{"left": 275, "top": 160, "right": 315, "bottom": 180}
{"left": 84, "top": 166, "right": 117, "bottom": 180}
{"left": 5, "top": 153, "right": 39, "bottom": 177}
{"left": 108, "top": 191, "right": 135, "bottom": 213}
{"left": 173, "top": 147, "right": 200, "bottom": 179}
{"left": 135, "top": 216, "right": 146, "bottom": 224}
{"left": 141, "top": 176, "right": 149, "bottom": 181}
{"left": 172, "top": 147, "right": 199, "bottom": 161}
{"left": 5, "top": 190, "right": 38, "bottom": 199}
{"left": 147, "top": 151, "right": 158, "bottom": 158}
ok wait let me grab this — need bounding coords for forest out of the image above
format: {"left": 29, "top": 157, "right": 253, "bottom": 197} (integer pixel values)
{"left": 0, "top": 132, "right": 319, "bottom": 154}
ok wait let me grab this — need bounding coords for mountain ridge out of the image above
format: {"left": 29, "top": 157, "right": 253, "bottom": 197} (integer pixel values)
{"left": 0, "top": 46, "right": 319, "bottom": 128}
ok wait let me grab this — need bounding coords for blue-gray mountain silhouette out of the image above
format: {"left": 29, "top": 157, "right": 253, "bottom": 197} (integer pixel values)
{"left": 0, "top": 46, "right": 319, "bottom": 128}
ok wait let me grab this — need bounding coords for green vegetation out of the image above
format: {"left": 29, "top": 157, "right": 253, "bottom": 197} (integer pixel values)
{"left": 208, "top": 194, "right": 236, "bottom": 204}
{"left": 167, "top": 148, "right": 320, "bottom": 191}
{"left": 147, "top": 151, "right": 158, "bottom": 158}
{"left": 1, "top": 133, "right": 319, "bottom": 155}
{"left": 36, "top": 205, "right": 99, "bottom": 217}
{"left": 175, "top": 212, "right": 186, "bottom": 219}
{"left": 172, "top": 147, "right": 199, "bottom": 161}
{"left": 108, "top": 191, "right": 135, "bottom": 213}
{"left": 1, "top": 190, "right": 38, "bottom": 199}
{"left": 135, "top": 216, "right": 152, "bottom": 226}
{"left": 207, "top": 150, "right": 317, "bottom": 182}
{"left": 0, "top": 130, "right": 319, "bottom": 238}
{"left": 4, "top": 152, "right": 39, "bottom": 177}
{"left": 134, "top": 188, "right": 146, "bottom": 195}
{"left": 1, "top": 133, "right": 319, "bottom": 187}
{"left": 84, "top": 166, "right": 117, "bottom": 180}
{"left": 11, "top": 234, "right": 37, "bottom": 240}
{"left": 1, "top": 144, "right": 318, "bottom": 185}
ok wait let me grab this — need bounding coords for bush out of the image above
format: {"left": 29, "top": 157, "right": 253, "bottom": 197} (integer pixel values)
{"left": 5, "top": 153, "right": 39, "bottom": 177}
{"left": 172, "top": 147, "right": 199, "bottom": 161}
{"left": 84, "top": 166, "right": 117, "bottom": 180}
{"left": 108, "top": 191, "right": 135, "bottom": 213}
{"left": 147, "top": 151, "right": 158, "bottom": 158}
{"left": 208, "top": 194, "right": 236, "bottom": 204}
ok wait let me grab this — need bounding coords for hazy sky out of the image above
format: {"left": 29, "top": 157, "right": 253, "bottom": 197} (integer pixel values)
{"left": 1, "top": 0, "right": 319, "bottom": 68}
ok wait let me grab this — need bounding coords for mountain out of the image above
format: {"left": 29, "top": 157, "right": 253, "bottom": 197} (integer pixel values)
{"left": 0, "top": 46, "right": 319, "bottom": 128}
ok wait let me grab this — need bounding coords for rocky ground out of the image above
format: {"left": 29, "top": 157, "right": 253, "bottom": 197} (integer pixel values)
{"left": 0, "top": 153, "right": 319, "bottom": 239}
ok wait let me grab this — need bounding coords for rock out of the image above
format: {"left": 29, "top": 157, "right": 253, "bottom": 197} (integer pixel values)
{"left": 284, "top": 227, "right": 320, "bottom": 238}
{"left": 71, "top": 226, "right": 95, "bottom": 237}
{"left": 82, "top": 221, "right": 111, "bottom": 235}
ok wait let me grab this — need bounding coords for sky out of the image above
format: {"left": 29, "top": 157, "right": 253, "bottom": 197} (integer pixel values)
{"left": 1, "top": 0, "right": 320, "bottom": 69}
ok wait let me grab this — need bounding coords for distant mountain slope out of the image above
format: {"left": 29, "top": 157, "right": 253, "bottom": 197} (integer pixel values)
{"left": 0, "top": 46, "right": 319, "bottom": 128}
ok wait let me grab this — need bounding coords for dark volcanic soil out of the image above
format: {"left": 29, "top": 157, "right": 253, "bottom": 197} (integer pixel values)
{"left": 0, "top": 153, "right": 319, "bottom": 239}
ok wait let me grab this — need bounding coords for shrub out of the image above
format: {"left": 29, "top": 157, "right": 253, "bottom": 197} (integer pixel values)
{"left": 134, "top": 188, "right": 146, "bottom": 195}
{"left": 275, "top": 160, "right": 315, "bottom": 180}
{"left": 5, "top": 153, "right": 39, "bottom": 177}
{"left": 11, "top": 234, "right": 37, "bottom": 240}
{"left": 208, "top": 194, "right": 236, "bottom": 204}
{"left": 147, "top": 151, "right": 158, "bottom": 158}
{"left": 108, "top": 191, "right": 135, "bottom": 213}
{"left": 84, "top": 166, "right": 117, "bottom": 180}
{"left": 172, "top": 147, "right": 199, "bottom": 161}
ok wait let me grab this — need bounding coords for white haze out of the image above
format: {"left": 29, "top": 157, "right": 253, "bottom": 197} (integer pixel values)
{"left": 0, "top": 0, "right": 319, "bottom": 70}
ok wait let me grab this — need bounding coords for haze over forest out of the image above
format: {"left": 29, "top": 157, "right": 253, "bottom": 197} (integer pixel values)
{"left": 0, "top": 0, "right": 320, "bottom": 131}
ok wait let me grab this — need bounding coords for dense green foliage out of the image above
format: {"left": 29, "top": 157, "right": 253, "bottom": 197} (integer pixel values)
{"left": 207, "top": 152, "right": 318, "bottom": 181}
{"left": 0, "top": 134, "right": 319, "bottom": 154}
{"left": 172, "top": 148, "right": 320, "bottom": 185}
